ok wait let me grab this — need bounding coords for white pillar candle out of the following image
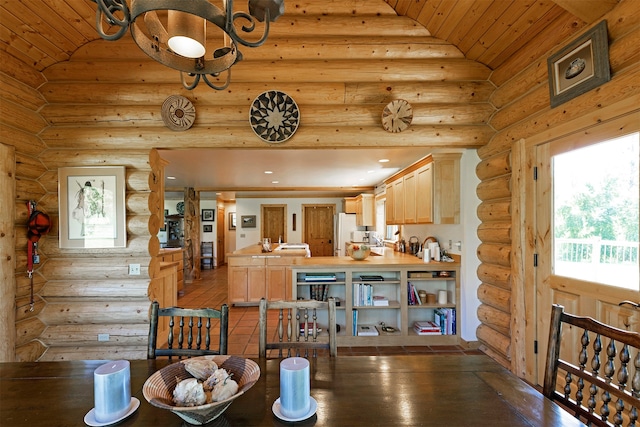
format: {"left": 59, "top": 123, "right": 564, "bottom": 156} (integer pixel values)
{"left": 93, "top": 360, "right": 131, "bottom": 423}
{"left": 422, "top": 248, "right": 430, "bottom": 263}
{"left": 438, "top": 290, "right": 448, "bottom": 305}
{"left": 279, "top": 357, "right": 310, "bottom": 419}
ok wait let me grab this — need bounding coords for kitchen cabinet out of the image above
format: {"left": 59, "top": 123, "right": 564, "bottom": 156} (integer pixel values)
{"left": 415, "top": 163, "right": 433, "bottom": 223}
{"left": 355, "top": 194, "right": 374, "bottom": 227}
{"left": 158, "top": 248, "right": 185, "bottom": 293}
{"left": 228, "top": 257, "right": 266, "bottom": 304}
{"left": 343, "top": 197, "right": 357, "bottom": 214}
{"left": 392, "top": 179, "right": 404, "bottom": 224}
{"left": 384, "top": 152, "right": 460, "bottom": 225}
{"left": 403, "top": 170, "right": 417, "bottom": 223}
{"left": 266, "top": 257, "right": 293, "bottom": 301}
{"left": 227, "top": 244, "right": 306, "bottom": 305}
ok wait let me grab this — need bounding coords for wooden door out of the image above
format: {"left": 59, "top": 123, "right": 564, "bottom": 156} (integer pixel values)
{"left": 216, "top": 205, "right": 225, "bottom": 266}
{"left": 303, "top": 204, "right": 335, "bottom": 256}
{"left": 261, "top": 204, "right": 286, "bottom": 243}
{"left": 531, "top": 132, "right": 640, "bottom": 386}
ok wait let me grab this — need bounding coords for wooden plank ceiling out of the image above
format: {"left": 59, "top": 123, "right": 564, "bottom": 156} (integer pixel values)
{"left": 0, "top": 0, "right": 617, "bottom": 73}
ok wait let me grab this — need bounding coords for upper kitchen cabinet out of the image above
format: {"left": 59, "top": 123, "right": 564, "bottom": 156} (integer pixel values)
{"left": 344, "top": 197, "right": 357, "bottom": 214}
{"left": 355, "top": 194, "right": 375, "bottom": 227}
{"left": 385, "top": 153, "right": 461, "bottom": 225}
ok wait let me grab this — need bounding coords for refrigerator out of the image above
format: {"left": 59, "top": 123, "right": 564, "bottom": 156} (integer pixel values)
{"left": 334, "top": 213, "right": 358, "bottom": 256}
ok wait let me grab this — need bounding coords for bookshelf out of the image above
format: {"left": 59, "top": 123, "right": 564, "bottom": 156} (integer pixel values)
{"left": 291, "top": 264, "right": 460, "bottom": 347}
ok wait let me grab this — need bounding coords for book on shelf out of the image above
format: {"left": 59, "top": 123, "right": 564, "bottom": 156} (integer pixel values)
{"left": 434, "top": 308, "right": 457, "bottom": 335}
{"left": 357, "top": 324, "right": 379, "bottom": 336}
{"left": 310, "top": 284, "right": 330, "bottom": 301}
{"left": 304, "top": 273, "right": 336, "bottom": 282}
{"left": 352, "top": 309, "right": 358, "bottom": 336}
{"left": 407, "top": 282, "right": 421, "bottom": 305}
{"left": 353, "top": 283, "right": 374, "bottom": 306}
{"left": 300, "top": 322, "right": 322, "bottom": 335}
{"left": 372, "top": 295, "right": 389, "bottom": 306}
{"left": 413, "top": 320, "right": 440, "bottom": 332}
{"left": 414, "top": 328, "right": 442, "bottom": 335}
{"left": 359, "top": 275, "right": 384, "bottom": 281}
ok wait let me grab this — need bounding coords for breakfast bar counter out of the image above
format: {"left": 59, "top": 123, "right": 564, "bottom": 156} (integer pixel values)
{"left": 0, "top": 354, "right": 583, "bottom": 427}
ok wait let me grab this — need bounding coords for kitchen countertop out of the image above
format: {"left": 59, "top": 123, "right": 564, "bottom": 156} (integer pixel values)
{"left": 290, "top": 249, "right": 460, "bottom": 268}
{"left": 228, "top": 243, "right": 308, "bottom": 257}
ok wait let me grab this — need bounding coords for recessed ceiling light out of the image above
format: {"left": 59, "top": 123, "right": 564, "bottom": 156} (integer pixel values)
{"left": 272, "top": 180, "right": 279, "bottom": 184}
{"left": 379, "top": 159, "right": 389, "bottom": 163}
{"left": 264, "top": 170, "right": 273, "bottom": 174}
{"left": 166, "top": 176, "right": 176, "bottom": 180}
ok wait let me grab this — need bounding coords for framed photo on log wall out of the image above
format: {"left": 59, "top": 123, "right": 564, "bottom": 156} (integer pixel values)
{"left": 547, "top": 20, "right": 610, "bottom": 108}
{"left": 58, "top": 166, "right": 126, "bottom": 248}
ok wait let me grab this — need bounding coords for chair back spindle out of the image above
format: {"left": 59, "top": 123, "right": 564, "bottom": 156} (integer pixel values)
{"left": 259, "top": 298, "right": 337, "bottom": 358}
{"left": 543, "top": 304, "right": 640, "bottom": 427}
{"left": 148, "top": 301, "right": 229, "bottom": 359}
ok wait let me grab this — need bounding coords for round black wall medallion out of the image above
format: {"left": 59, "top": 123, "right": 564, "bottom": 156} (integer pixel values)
{"left": 249, "top": 90, "right": 300, "bottom": 143}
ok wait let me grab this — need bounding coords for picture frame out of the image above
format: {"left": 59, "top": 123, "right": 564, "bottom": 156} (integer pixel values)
{"left": 164, "top": 209, "right": 169, "bottom": 216}
{"left": 203, "top": 224, "right": 213, "bottom": 232}
{"left": 547, "top": 20, "right": 610, "bottom": 108}
{"left": 58, "top": 166, "right": 126, "bottom": 248}
{"left": 229, "top": 212, "right": 236, "bottom": 230}
{"left": 241, "top": 215, "right": 256, "bottom": 228}
{"left": 202, "top": 209, "right": 215, "bottom": 221}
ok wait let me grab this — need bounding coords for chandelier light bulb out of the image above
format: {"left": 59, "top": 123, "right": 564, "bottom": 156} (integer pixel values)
{"left": 168, "top": 10, "right": 206, "bottom": 58}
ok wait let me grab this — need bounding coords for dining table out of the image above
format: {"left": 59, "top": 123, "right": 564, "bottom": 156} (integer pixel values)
{"left": 0, "top": 354, "right": 584, "bottom": 426}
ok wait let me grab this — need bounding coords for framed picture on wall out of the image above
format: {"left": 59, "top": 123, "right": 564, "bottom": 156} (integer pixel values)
{"left": 241, "top": 215, "right": 256, "bottom": 228}
{"left": 58, "top": 166, "right": 126, "bottom": 248}
{"left": 202, "top": 209, "right": 215, "bottom": 221}
{"left": 547, "top": 20, "right": 610, "bottom": 108}
{"left": 229, "top": 212, "right": 236, "bottom": 230}
{"left": 203, "top": 224, "right": 213, "bottom": 232}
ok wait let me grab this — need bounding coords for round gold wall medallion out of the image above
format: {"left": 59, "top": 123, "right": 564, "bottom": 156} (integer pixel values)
{"left": 161, "top": 95, "right": 196, "bottom": 131}
{"left": 250, "top": 90, "right": 300, "bottom": 143}
{"left": 381, "top": 99, "right": 413, "bottom": 133}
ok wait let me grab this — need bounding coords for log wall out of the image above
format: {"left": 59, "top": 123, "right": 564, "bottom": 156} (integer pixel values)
{"left": 475, "top": 0, "right": 640, "bottom": 372}
{"left": 0, "top": 0, "right": 494, "bottom": 362}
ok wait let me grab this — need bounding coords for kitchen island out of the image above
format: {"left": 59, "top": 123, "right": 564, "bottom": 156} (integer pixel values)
{"left": 227, "top": 243, "right": 309, "bottom": 305}
{"left": 229, "top": 243, "right": 461, "bottom": 347}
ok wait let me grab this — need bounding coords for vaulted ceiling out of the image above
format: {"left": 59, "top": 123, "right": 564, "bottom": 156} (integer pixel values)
{"left": 0, "top": 1, "right": 619, "bottom": 196}
{"left": 1, "top": 0, "right": 616, "bottom": 73}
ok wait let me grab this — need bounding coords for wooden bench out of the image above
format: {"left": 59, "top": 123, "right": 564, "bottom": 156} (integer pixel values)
{"left": 543, "top": 304, "right": 640, "bottom": 426}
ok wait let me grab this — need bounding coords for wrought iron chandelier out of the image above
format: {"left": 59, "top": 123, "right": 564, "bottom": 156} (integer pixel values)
{"left": 91, "top": 0, "right": 284, "bottom": 90}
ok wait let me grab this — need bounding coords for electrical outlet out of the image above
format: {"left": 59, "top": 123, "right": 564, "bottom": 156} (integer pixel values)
{"left": 455, "top": 241, "right": 462, "bottom": 250}
{"left": 98, "top": 333, "right": 109, "bottom": 342}
{"left": 129, "top": 264, "right": 141, "bottom": 275}
{"left": 448, "top": 240, "right": 453, "bottom": 250}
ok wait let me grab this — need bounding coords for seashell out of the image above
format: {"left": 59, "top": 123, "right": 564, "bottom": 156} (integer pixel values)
{"left": 172, "top": 378, "right": 207, "bottom": 407}
{"left": 182, "top": 358, "right": 218, "bottom": 380}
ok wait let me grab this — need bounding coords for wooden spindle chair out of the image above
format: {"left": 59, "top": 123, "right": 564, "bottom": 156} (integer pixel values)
{"left": 543, "top": 304, "right": 640, "bottom": 426}
{"left": 148, "top": 301, "right": 229, "bottom": 359}
{"left": 258, "top": 298, "right": 337, "bottom": 358}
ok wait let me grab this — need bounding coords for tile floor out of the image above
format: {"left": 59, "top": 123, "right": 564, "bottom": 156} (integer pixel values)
{"left": 177, "top": 265, "right": 483, "bottom": 357}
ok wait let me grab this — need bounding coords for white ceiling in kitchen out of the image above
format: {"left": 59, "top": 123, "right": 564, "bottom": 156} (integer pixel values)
{"left": 161, "top": 148, "right": 433, "bottom": 199}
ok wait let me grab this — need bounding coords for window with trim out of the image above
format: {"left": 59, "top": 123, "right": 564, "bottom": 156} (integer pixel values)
{"left": 552, "top": 132, "right": 639, "bottom": 290}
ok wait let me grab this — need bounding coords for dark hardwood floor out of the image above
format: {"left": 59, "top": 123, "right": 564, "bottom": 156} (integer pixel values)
{"left": 177, "top": 265, "right": 483, "bottom": 357}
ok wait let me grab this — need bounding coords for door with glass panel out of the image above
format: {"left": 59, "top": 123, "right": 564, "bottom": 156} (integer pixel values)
{"left": 534, "top": 132, "right": 639, "bottom": 385}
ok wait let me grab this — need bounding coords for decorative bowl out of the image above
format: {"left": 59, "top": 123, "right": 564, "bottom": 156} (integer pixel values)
{"left": 347, "top": 243, "right": 371, "bottom": 260}
{"left": 143, "top": 355, "right": 260, "bottom": 425}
